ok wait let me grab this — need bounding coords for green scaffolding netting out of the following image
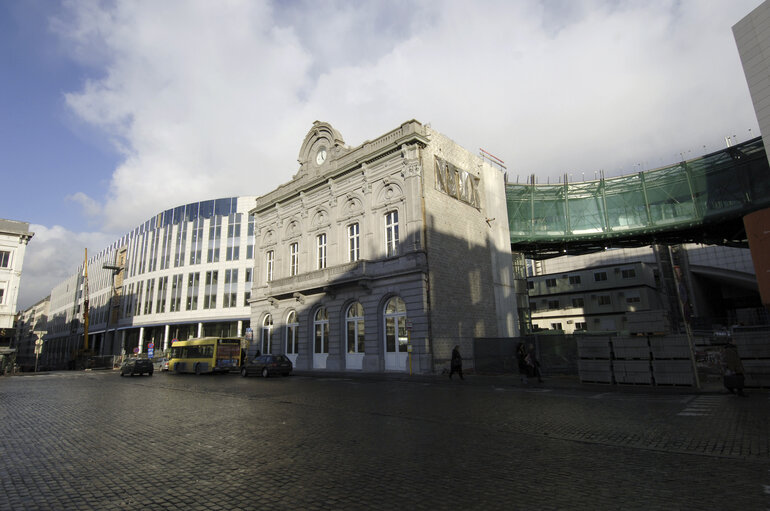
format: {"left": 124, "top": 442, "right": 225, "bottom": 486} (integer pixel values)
{"left": 507, "top": 138, "right": 770, "bottom": 253}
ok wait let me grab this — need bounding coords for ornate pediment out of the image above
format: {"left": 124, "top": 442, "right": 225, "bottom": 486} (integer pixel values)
{"left": 294, "top": 121, "right": 348, "bottom": 180}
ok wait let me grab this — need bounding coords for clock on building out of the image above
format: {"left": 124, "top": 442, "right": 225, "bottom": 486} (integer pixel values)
{"left": 316, "top": 147, "right": 327, "bottom": 165}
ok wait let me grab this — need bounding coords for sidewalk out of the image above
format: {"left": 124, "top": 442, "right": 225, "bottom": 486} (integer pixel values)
{"left": 292, "top": 369, "right": 748, "bottom": 395}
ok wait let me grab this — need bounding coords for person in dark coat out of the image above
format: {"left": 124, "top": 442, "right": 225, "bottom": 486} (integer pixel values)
{"left": 722, "top": 338, "right": 747, "bottom": 396}
{"left": 449, "top": 345, "right": 464, "bottom": 380}
{"left": 528, "top": 343, "right": 544, "bottom": 383}
{"left": 516, "top": 342, "right": 529, "bottom": 384}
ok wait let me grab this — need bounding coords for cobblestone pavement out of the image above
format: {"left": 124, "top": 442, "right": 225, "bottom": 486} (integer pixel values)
{"left": 1, "top": 370, "right": 768, "bottom": 510}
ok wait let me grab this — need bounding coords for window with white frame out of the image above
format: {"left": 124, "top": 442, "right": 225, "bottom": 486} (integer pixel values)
{"left": 265, "top": 250, "right": 274, "bottom": 282}
{"left": 317, "top": 233, "right": 327, "bottom": 270}
{"left": 226, "top": 213, "right": 241, "bottom": 261}
{"left": 289, "top": 243, "right": 299, "bottom": 276}
{"left": 156, "top": 276, "right": 168, "bottom": 313}
{"left": 203, "top": 270, "right": 218, "bottom": 309}
{"left": 170, "top": 274, "right": 183, "bottom": 312}
{"left": 190, "top": 217, "right": 204, "bottom": 265}
{"left": 223, "top": 269, "right": 238, "bottom": 308}
{"left": 384, "top": 296, "right": 407, "bottom": 353}
{"left": 314, "top": 308, "right": 329, "bottom": 354}
{"left": 286, "top": 310, "right": 299, "bottom": 354}
{"left": 143, "top": 279, "right": 155, "bottom": 315}
{"left": 244, "top": 267, "right": 252, "bottom": 306}
{"left": 346, "top": 302, "right": 365, "bottom": 353}
{"left": 348, "top": 223, "right": 360, "bottom": 262}
{"left": 261, "top": 314, "right": 272, "bottom": 354}
{"left": 385, "top": 211, "right": 399, "bottom": 257}
{"left": 0, "top": 250, "right": 10, "bottom": 268}
{"left": 186, "top": 272, "right": 200, "bottom": 310}
{"left": 207, "top": 216, "right": 222, "bottom": 263}
{"left": 246, "top": 214, "right": 256, "bottom": 259}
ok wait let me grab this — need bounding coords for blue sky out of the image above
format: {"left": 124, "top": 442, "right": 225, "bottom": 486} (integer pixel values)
{"left": 2, "top": 0, "right": 764, "bottom": 309}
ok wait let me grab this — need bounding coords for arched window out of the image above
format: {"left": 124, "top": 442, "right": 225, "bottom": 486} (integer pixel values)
{"left": 314, "top": 308, "right": 329, "bottom": 354}
{"left": 346, "top": 302, "right": 365, "bottom": 353}
{"left": 286, "top": 310, "right": 299, "bottom": 354}
{"left": 261, "top": 314, "right": 272, "bottom": 354}
{"left": 384, "top": 297, "right": 407, "bottom": 353}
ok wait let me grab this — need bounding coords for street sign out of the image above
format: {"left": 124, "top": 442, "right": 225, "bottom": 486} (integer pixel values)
{"left": 406, "top": 320, "right": 413, "bottom": 330}
{"left": 148, "top": 343, "right": 155, "bottom": 349}
{"left": 148, "top": 348, "right": 154, "bottom": 358}
{"left": 133, "top": 347, "right": 139, "bottom": 354}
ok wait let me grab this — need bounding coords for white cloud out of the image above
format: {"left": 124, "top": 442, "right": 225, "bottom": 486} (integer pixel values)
{"left": 17, "top": 224, "right": 119, "bottom": 310}
{"left": 16, "top": 0, "right": 764, "bottom": 308}
{"left": 66, "top": 191, "right": 102, "bottom": 220}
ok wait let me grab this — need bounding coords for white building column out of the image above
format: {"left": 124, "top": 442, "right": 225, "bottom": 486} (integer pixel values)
{"left": 197, "top": 322, "right": 203, "bottom": 338}
{"left": 138, "top": 327, "right": 145, "bottom": 354}
{"left": 237, "top": 320, "right": 243, "bottom": 337}
{"left": 163, "top": 325, "right": 170, "bottom": 351}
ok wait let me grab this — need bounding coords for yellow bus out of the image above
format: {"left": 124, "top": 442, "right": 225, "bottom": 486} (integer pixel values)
{"left": 169, "top": 337, "right": 242, "bottom": 375}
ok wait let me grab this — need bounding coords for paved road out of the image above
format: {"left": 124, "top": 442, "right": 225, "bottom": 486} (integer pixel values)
{"left": 1, "top": 371, "right": 768, "bottom": 510}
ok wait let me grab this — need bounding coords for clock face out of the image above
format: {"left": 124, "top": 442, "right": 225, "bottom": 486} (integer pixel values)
{"left": 316, "top": 148, "right": 327, "bottom": 165}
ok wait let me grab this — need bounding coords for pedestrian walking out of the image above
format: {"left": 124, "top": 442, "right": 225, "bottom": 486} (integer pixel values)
{"left": 528, "top": 343, "right": 544, "bottom": 383}
{"left": 516, "top": 342, "right": 529, "bottom": 384}
{"left": 449, "top": 345, "right": 464, "bottom": 380}
{"left": 722, "top": 337, "right": 747, "bottom": 396}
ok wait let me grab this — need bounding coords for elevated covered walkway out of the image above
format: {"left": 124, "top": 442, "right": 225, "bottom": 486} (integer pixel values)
{"left": 506, "top": 138, "right": 770, "bottom": 259}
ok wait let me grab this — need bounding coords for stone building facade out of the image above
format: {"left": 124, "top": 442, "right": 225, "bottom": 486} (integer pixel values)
{"left": 0, "top": 219, "right": 34, "bottom": 346}
{"left": 249, "top": 120, "right": 518, "bottom": 374}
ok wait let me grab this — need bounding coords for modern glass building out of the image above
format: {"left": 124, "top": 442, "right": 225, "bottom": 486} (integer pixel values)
{"left": 44, "top": 196, "right": 257, "bottom": 368}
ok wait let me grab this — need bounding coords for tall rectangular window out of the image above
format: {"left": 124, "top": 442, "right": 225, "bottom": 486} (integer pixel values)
{"left": 138, "top": 231, "right": 149, "bottom": 274}
{"left": 135, "top": 281, "right": 144, "bottom": 316}
{"left": 246, "top": 214, "right": 256, "bottom": 259}
{"left": 174, "top": 222, "right": 187, "bottom": 267}
{"left": 148, "top": 228, "right": 160, "bottom": 272}
{"left": 244, "top": 268, "right": 252, "bottom": 306}
{"left": 160, "top": 224, "right": 172, "bottom": 270}
{"left": 290, "top": 242, "right": 299, "bottom": 276}
{"left": 186, "top": 272, "right": 200, "bottom": 310}
{"left": 143, "top": 279, "right": 155, "bottom": 315}
{"left": 317, "top": 233, "right": 327, "bottom": 270}
{"left": 203, "top": 270, "right": 218, "bottom": 309}
{"left": 125, "top": 283, "right": 135, "bottom": 317}
{"left": 348, "top": 223, "right": 359, "bottom": 262}
{"left": 594, "top": 271, "right": 607, "bottom": 282}
{"left": 385, "top": 211, "right": 399, "bottom": 257}
{"left": 207, "top": 216, "right": 222, "bottom": 263}
{"left": 223, "top": 269, "right": 238, "bottom": 308}
{"left": 190, "top": 217, "right": 203, "bottom": 265}
{"left": 156, "top": 276, "right": 168, "bottom": 313}
{"left": 265, "top": 250, "right": 274, "bottom": 282}
{"left": 226, "top": 213, "right": 242, "bottom": 261}
{"left": 170, "top": 274, "right": 183, "bottom": 312}
{"left": 0, "top": 250, "right": 11, "bottom": 267}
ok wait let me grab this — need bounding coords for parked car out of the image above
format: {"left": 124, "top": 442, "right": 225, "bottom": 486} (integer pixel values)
{"left": 240, "top": 354, "right": 292, "bottom": 378}
{"left": 154, "top": 358, "right": 169, "bottom": 372}
{"left": 119, "top": 357, "right": 154, "bottom": 377}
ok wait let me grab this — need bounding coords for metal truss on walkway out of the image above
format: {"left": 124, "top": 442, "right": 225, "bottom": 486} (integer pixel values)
{"left": 507, "top": 137, "right": 770, "bottom": 258}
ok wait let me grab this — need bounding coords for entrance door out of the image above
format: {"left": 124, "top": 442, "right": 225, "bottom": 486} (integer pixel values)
{"left": 383, "top": 297, "right": 408, "bottom": 371}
